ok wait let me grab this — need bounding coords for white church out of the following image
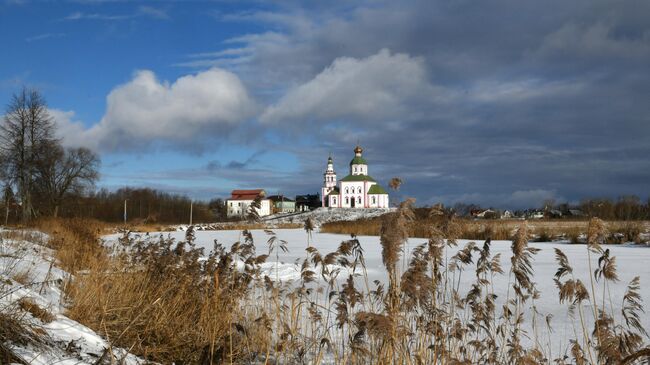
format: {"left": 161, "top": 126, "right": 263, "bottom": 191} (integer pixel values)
{"left": 321, "top": 145, "right": 390, "bottom": 208}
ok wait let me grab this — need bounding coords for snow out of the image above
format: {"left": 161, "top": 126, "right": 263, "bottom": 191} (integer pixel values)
{"left": 0, "top": 230, "right": 150, "bottom": 365}
{"left": 103, "top": 228, "right": 650, "bottom": 355}
{"left": 173, "top": 207, "right": 393, "bottom": 232}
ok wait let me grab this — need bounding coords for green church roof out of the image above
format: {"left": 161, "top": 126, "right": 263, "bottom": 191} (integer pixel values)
{"left": 340, "top": 174, "right": 376, "bottom": 182}
{"left": 367, "top": 184, "right": 388, "bottom": 195}
{"left": 349, "top": 156, "right": 367, "bottom": 165}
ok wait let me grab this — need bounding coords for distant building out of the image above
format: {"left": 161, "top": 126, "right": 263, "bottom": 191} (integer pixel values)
{"left": 295, "top": 194, "right": 320, "bottom": 212}
{"left": 567, "top": 209, "right": 585, "bottom": 217}
{"left": 501, "top": 210, "right": 513, "bottom": 219}
{"left": 226, "top": 189, "right": 271, "bottom": 218}
{"left": 528, "top": 210, "right": 545, "bottom": 219}
{"left": 321, "top": 145, "right": 389, "bottom": 208}
{"left": 267, "top": 195, "right": 296, "bottom": 214}
{"left": 471, "top": 209, "right": 497, "bottom": 219}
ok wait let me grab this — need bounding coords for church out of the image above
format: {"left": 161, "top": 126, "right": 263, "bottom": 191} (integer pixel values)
{"left": 321, "top": 145, "right": 390, "bottom": 208}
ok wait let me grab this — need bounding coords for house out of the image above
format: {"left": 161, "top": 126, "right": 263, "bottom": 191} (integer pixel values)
{"left": 267, "top": 195, "right": 296, "bottom": 214}
{"left": 528, "top": 210, "right": 545, "bottom": 219}
{"left": 295, "top": 194, "right": 320, "bottom": 212}
{"left": 501, "top": 210, "right": 513, "bottom": 219}
{"left": 226, "top": 189, "right": 271, "bottom": 218}
{"left": 567, "top": 209, "right": 585, "bottom": 217}
{"left": 321, "top": 146, "right": 389, "bottom": 208}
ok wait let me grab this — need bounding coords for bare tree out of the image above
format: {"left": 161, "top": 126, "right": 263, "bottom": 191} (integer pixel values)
{"left": 34, "top": 145, "right": 100, "bottom": 217}
{"left": 2, "top": 184, "right": 14, "bottom": 225}
{"left": 0, "top": 88, "right": 57, "bottom": 222}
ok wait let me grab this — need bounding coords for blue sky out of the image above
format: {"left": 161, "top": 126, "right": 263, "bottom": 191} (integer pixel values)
{"left": 1, "top": 0, "right": 649, "bottom": 208}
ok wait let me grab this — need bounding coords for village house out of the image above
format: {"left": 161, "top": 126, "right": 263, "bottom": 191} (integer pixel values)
{"left": 267, "top": 195, "right": 296, "bottom": 214}
{"left": 295, "top": 194, "right": 320, "bottom": 212}
{"left": 226, "top": 189, "right": 271, "bottom": 218}
{"left": 321, "top": 146, "right": 389, "bottom": 208}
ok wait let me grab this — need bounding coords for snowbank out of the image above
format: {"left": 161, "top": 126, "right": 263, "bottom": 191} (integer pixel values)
{"left": 0, "top": 231, "right": 150, "bottom": 365}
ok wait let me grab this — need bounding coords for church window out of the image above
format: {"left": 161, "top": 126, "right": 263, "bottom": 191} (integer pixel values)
{"left": 358, "top": 187, "right": 362, "bottom": 194}
{"left": 345, "top": 197, "right": 349, "bottom": 204}
{"left": 345, "top": 187, "right": 349, "bottom": 194}
{"left": 357, "top": 197, "right": 362, "bottom": 204}
{"left": 333, "top": 197, "right": 337, "bottom": 204}
{"left": 354, "top": 167, "right": 357, "bottom": 172}
{"left": 372, "top": 196, "right": 376, "bottom": 204}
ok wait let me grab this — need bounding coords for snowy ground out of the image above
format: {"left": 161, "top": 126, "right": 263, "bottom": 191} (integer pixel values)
{"left": 0, "top": 229, "right": 149, "bottom": 365}
{"left": 104, "top": 228, "right": 650, "bottom": 355}
{"left": 174, "top": 207, "right": 393, "bottom": 232}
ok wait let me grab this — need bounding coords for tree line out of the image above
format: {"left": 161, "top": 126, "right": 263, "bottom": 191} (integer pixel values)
{"left": 0, "top": 88, "right": 100, "bottom": 223}
{"left": 55, "top": 187, "right": 225, "bottom": 224}
{"left": 0, "top": 88, "right": 233, "bottom": 225}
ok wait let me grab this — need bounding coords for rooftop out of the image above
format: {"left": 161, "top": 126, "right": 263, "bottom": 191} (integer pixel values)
{"left": 367, "top": 184, "right": 388, "bottom": 195}
{"left": 340, "top": 174, "right": 376, "bottom": 182}
{"left": 229, "top": 189, "right": 266, "bottom": 201}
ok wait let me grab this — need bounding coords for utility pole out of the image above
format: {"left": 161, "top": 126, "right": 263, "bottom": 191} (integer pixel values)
{"left": 123, "top": 199, "right": 127, "bottom": 225}
{"left": 189, "top": 200, "right": 193, "bottom": 226}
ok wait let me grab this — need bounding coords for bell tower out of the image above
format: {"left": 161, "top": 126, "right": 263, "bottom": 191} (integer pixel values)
{"left": 324, "top": 155, "right": 337, "bottom": 188}
{"left": 322, "top": 155, "right": 337, "bottom": 206}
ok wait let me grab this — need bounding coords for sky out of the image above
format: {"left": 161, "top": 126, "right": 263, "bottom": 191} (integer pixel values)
{"left": 1, "top": 0, "right": 649, "bottom": 209}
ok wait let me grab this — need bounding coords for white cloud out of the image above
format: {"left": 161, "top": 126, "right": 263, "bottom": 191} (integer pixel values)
{"left": 25, "top": 33, "right": 66, "bottom": 42}
{"left": 536, "top": 22, "right": 650, "bottom": 60}
{"left": 138, "top": 6, "right": 169, "bottom": 20}
{"left": 468, "top": 79, "right": 586, "bottom": 103}
{"left": 54, "top": 68, "right": 257, "bottom": 152}
{"left": 260, "top": 49, "right": 447, "bottom": 125}
{"left": 49, "top": 109, "right": 91, "bottom": 149}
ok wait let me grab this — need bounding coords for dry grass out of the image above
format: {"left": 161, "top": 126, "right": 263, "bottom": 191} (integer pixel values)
{"left": 11, "top": 269, "right": 32, "bottom": 286}
{"left": 27, "top": 214, "right": 650, "bottom": 364}
{"left": 212, "top": 222, "right": 302, "bottom": 231}
{"left": 0, "top": 312, "right": 41, "bottom": 364}
{"left": 37, "top": 218, "right": 109, "bottom": 273}
{"left": 17, "top": 298, "right": 55, "bottom": 323}
{"left": 323, "top": 217, "right": 650, "bottom": 244}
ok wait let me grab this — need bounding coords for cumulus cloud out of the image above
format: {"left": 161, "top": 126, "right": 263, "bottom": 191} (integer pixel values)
{"left": 55, "top": 68, "right": 257, "bottom": 152}
{"left": 261, "top": 49, "right": 447, "bottom": 125}
{"left": 49, "top": 109, "right": 91, "bottom": 149}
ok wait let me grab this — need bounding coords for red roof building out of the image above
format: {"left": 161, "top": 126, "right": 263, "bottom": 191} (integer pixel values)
{"left": 229, "top": 189, "right": 266, "bottom": 200}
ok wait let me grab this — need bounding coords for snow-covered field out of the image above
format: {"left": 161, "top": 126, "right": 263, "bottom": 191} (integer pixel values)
{"left": 104, "top": 228, "right": 650, "bottom": 353}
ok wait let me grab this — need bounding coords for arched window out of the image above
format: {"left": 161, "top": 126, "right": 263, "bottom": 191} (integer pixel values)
{"left": 357, "top": 197, "right": 361, "bottom": 204}
{"left": 345, "top": 187, "right": 349, "bottom": 194}
{"left": 345, "top": 197, "right": 349, "bottom": 204}
{"left": 372, "top": 196, "right": 376, "bottom": 204}
{"left": 358, "top": 187, "right": 362, "bottom": 194}
{"left": 354, "top": 167, "right": 357, "bottom": 172}
{"left": 333, "top": 197, "right": 337, "bottom": 204}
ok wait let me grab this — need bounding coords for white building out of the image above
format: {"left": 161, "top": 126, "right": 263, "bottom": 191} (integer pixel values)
{"left": 321, "top": 146, "right": 389, "bottom": 209}
{"left": 226, "top": 189, "right": 272, "bottom": 218}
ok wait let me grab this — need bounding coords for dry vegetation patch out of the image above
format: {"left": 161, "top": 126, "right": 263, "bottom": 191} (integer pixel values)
{"left": 322, "top": 215, "right": 650, "bottom": 244}
{"left": 17, "top": 298, "right": 55, "bottom": 323}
